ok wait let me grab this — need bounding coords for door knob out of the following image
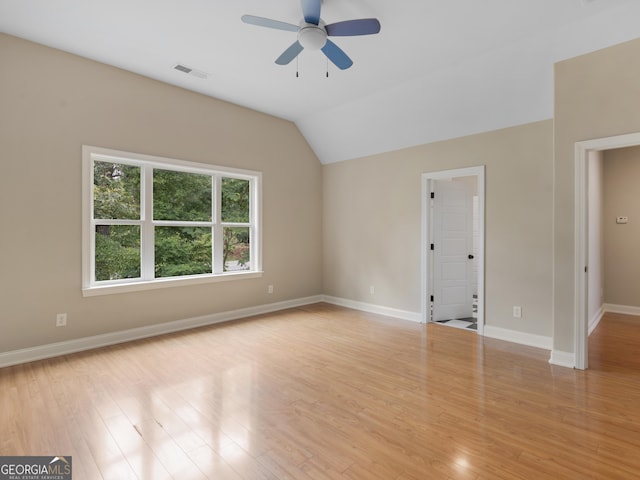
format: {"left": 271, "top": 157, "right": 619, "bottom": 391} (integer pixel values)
{"left": 468, "top": 254, "right": 474, "bottom": 259}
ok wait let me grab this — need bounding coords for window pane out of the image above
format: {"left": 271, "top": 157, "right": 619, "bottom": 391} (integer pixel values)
{"left": 155, "top": 226, "right": 212, "bottom": 277}
{"left": 94, "top": 162, "right": 140, "bottom": 220}
{"left": 95, "top": 225, "right": 140, "bottom": 281}
{"left": 154, "top": 169, "right": 212, "bottom": 221}
{"left": 221, "top": 178, "right": 250, "bottom": 223}
{"left": 224, "top": 227, "right": 250, "bottom": 271}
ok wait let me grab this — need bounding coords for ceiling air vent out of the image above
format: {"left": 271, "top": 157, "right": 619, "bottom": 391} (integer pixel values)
{"left": 173, "top": 64, "right": 209, "bottom": 80}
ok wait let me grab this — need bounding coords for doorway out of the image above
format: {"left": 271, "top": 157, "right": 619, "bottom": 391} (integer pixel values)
{"left": 422, "top": 166, "right": 485, "bottom": 334}
{"left": 574, "top": 132, "right": 640, "bottom": 369}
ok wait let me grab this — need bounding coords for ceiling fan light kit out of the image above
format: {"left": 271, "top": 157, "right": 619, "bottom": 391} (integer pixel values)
{"left": 242, "top": 0, "right": 380, "bottom": 71}
{"left": 298, "top": 23, "right": 327, "bottom": 50}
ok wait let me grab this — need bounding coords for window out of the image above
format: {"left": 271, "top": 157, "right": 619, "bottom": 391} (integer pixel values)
{"left": 82, "top": 146, "right": 262, "bottom": 296}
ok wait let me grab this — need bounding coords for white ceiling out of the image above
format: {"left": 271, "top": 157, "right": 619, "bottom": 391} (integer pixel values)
{"left": 2, "top": 0, "right": 640, "bottom": 164}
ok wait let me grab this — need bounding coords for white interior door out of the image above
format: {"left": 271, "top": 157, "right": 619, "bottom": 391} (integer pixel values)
{"left": 432, "top": 178, "right": 474, "bottom": 321}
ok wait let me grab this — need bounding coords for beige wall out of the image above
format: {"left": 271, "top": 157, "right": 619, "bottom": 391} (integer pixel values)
{"left": 554, "top": 37, "right": 640, "bottom": 353}
{"left": 0, "top": 34, "right": 323, "bottom": 353}
{"left": 323, "top": 120, "right": 554, "bottom": 337}
{"left": 6, "top": 29, "right": 639, "bottom": 357}
{"left": 603, "top": 146, "right": 640, "bottom": 307}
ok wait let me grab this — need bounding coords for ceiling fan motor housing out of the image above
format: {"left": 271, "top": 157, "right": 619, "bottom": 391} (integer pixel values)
{"left": 298, "top": 21, "right": 327, "bottom": 50}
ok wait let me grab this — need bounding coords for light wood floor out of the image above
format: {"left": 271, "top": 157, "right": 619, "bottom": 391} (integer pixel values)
{"left": 1, "top": 304, "right": 639, "bottom": 479}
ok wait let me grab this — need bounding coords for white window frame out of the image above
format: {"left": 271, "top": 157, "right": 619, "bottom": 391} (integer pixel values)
{"left": 82, "top": 145, "right": 262, "bottom": 297}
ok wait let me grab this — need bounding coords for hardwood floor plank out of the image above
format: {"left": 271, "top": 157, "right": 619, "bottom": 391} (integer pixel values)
{"left": 0, "top": 380, "right": 26, "bottom": 454}
{"left": 218, "top": 442, "right": 280, "bottom": 480}
{"left": 186, "top": 444, "right": 244, "bottom": 480}
{"left": 1, "top": 306, "right": 639, "bottom": 478}
{"left": 101, "top": 414, "right": 173, "bottom": 480}
{"left": 131, "top": 416, "right": 208, "bottom": 480}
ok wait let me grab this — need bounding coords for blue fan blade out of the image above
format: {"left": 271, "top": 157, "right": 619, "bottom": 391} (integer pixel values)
{"left": 300, "top": 0, "right": 321, "bottom": 25}
{"left": 241, "top": 15, "right": 299, "bottom": 32}
{"left": 326, "top": 18, "right": 381, "bottom": 36}
{"left": 276, "top": 41, "right": 304, "bottom": 65}
{"left": 321, "top": 40, "right": 353, "bottom": 70}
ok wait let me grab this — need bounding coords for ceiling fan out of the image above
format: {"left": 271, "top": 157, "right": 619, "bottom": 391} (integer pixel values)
{"left": 241, "top": 0, "right": 381, "bottom": 70}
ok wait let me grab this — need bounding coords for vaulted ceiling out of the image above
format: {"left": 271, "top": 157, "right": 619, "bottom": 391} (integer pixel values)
{"left": 2, "top": 0, "right": 640, "bottom": 163}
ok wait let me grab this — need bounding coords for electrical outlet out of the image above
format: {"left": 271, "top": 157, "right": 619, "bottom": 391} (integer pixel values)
{"left": 369, "top": 285, "right": 375, "bottom": 295}
{"left": 512, "top": 306, "right": 522, "bottom": 319}
{"left": 267, "top": 285, "right": 274, "bottom": 294}
{"left": 56, "top": 313, "right": 67, "bottom": 327}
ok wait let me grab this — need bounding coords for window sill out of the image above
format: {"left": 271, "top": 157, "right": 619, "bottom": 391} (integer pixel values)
{"left": 82, "top": 271, "right": 264, "bottom": 297}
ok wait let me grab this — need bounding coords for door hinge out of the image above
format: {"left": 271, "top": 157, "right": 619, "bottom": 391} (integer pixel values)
{"left": 430, "top": 243, "right": 434, "bottom": 250}
{"left": 430, "top": 295, "right": 434, "bottom": 302}
{"left": 430, "top": 192, "right": 435, "bottom": 199}
{"left": 585, "top": 266, "right": 588, "bottom": 273}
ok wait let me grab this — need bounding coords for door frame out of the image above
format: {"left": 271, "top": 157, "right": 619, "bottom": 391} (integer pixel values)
{"left": 573, "top": 132, "right": 640, "bottom": 369}
{"left": 421, "top": 166, "right": 485, "bottom": 333}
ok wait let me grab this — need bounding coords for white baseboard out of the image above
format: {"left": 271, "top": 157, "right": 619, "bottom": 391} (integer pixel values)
{"left": 549, "top": 350, "right": 576, "bottom": 369}
{"left": 589, "top": 306, "right": 605, "bottom": 335}
{"left": 0, "top": 295, "right": 323, "bottom": 369}
{"left": 323, "top": 297, "right": 558, "bottom": 354}
{"left": 3, "top": 294, "right": 583, "bottom": 370}
{"left": 321, "top": 295, "right": 422, "bottom": 323}
{"left": 477, "top": 326, "right": 574, "bottom": 369}
{"left": 604, "top": 303, "right": 640, "bottom": 316}
{"left": 483, "top": 325, "right": 552, "bottom": 350}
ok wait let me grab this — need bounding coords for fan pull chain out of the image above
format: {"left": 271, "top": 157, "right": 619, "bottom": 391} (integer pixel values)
{"left": 296, "top": 56, "right": 299, "bottom": 78}
{"left": 326, "top": 56, "right": 329, "bottom": 78}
